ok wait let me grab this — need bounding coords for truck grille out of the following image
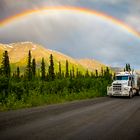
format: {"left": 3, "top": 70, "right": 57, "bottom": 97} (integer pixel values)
{"left": 113, "top": 84, "right": 121, "bottom": 91}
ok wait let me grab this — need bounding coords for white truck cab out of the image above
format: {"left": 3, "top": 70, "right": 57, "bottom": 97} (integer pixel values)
{"left": 107, "top": 71, "right": 139, "bottom": 98}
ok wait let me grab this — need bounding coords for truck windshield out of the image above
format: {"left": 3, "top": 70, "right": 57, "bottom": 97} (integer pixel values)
{"left": 116, "top": 76, "right": 129, "bottom": 80}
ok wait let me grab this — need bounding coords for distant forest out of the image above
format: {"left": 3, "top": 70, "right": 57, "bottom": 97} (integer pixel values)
{"left": 0, "top": 50, "right": 113, "bottom": 110}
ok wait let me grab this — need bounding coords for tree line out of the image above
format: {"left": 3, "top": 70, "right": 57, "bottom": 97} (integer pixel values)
{"left": 0, "top": 50, "right": 113, "bottom": 106}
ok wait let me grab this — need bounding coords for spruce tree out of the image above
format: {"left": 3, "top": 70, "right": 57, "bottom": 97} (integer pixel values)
{"left": 26, "top": 50, "right": 32, "bottom": 80}
{"left": 48, "top": 54, "right": 55, "bottom": 81}
{"left": 61, "top": 71, "right": 65, "bottom": 79}
{"left": 32, "top": 58, "right": 36, "bottom": 77}
{"left": 95, "top": 69, "right": 98, "bottom": 77}
{"left": 16, "top": 66, "right": 20, "bottom": 78}
{"left": 65, "top": 60, "right": 69, "bottom": 78}
{"left": 41, "top": 58, "right": 46, "bottom": 80}
{"left": 85, "top": 69, "right": 89, "bottom": 77}
{"left": 113, "top": 73, "right": 116, "bottom": 80}
{"left": 106, "top": 67, "right": 110, "bottom": 74}
{"left": 91, "top": 72, "right": 94, "bottom": 78}
{"left": 127, "top": 64, "right": 131, "bottom": 71}
{"left": 70, "top": 70, "right": 72, "bottom": 79}
{"left": 72, "top": 66, "right": 75, "bottom": 78}
{"left": 125, "top": 63, "right": 131, "bottom": 71}
{"left": 101, "top": 67, "right": 104, "bottom": 77}
{"left": 125, "top": 64, "right": 128, "bottom": 71}
{"left": 76, "top": 68, "right": 79, "bottom": 78}
{"left": 1, "top": 51, "right": 11, "bottom": 77}
{"left": 104, "top": 67, "right": 112, "bottom": 82}
{"left": 58, "top": 61, "right": 62, "bottom": 79}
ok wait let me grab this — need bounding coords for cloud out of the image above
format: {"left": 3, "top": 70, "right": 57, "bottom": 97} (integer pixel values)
{"left": 0, "top": 0, "right": 140, "bottom": 69}
{"left": 0, "top": 0, "right": 140, "bottom": 33}
{"left": 1, "top": 10, "right": 140, "bottom": 69}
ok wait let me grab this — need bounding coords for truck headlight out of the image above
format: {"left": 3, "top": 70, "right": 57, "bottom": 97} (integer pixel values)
{"left": 107, "top": 86, "right": 112, "bottom": 91}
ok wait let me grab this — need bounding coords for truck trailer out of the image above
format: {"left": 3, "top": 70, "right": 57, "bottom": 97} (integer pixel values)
{"left": 107, "top": 71, "right": 140, "bottom": 98}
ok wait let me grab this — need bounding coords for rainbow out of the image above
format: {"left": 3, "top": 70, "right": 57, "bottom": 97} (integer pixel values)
{"left": 0, "top": 6, "right": 140, "bottom": 38}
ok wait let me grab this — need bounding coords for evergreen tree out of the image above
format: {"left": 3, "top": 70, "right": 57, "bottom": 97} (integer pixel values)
{"left": 78, "top": 71, "right": 82, "bottom": 78}
{"left": 91, "top": 72, "right": 94, "bottom": 78}
{"left": 48, "top": 54, "right": 55, "bottom": 81}
{"left": 104, "top": 67, "right": 112, "bottom": 82}
{"left": 125, "top": 64, "right": 128, "bottom": 71}
{"left": 70, "top": 70, "right": 72, "bottom": 79}
{"left": 76, "top": 68, "right": 79, "bottom": 78}
{"left": 41, "top": 58, "right": 46, "bottom": 80}
{"left": 12, "top": 72, "right": 16, "bottom": 78}
{"left": 95, "top": 69, "right": 98, "bottom": 77}
{"left": 113, "top": 73, "right": 116, "bottom": 80}
{"left": 26, "top": 50, "right": 32, "bottom": 80}
{"left": 1, "top": 51, "right": 11, "bottom": 77}
{"left": 101, "top": 67, "right": 104, "bottom": 77}
{"left": 106, "top": 67, "right": 110, "bottom": 74}
{"left": 85, "top": 69, "right": 89, "bottom": 77}
{"left": 58, "top": 61, "right": 62, "bottom": 79}
{"left": 72, "top": 66, "right": 75, "bottom": 78}
{"left": 127, "top": 64, "right": 131, "bottom": 71}
{"left": 65, "top": 60, "right": 69, "bottom": 78}
{"left": 16, "top": 66, "right": 20, "bottom": 78}
{"left": 61, "top": 71, "right": 65, "bottom": 79}
{"left": 125, "top": 63, "right": 131, "bottom": 71}
{"left": 32, "top": 58, "right": 36, "bottom": 77}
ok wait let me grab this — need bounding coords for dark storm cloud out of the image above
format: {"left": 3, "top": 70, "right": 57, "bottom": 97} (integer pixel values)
{"left": 0, "top": 0, "right": 140, "bottom": 68}
{"left": 1, "top": 11, "right": 140, "bottom": 68}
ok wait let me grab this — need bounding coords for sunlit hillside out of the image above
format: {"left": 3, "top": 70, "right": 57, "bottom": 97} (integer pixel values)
{"left": 78, "top": 59, "right": 106, "bottom": 72}
{"left": 0, "top": 42, "right": 106, "bottom": 73}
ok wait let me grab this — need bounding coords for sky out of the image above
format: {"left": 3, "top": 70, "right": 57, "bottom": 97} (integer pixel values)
{"left": 0, "top": 0, "right": 140, "bottom": 69}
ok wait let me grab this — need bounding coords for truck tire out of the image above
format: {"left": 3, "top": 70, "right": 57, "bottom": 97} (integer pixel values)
{"left": 138, "top": 91, "right": 140, "bottom": 96}
{"left": 129, "top": 91, "right": 133, "bottom": 99}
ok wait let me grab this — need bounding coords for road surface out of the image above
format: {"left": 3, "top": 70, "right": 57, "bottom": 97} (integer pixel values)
{"left": 0, "top": 96, "right": 140, "bottom": 140}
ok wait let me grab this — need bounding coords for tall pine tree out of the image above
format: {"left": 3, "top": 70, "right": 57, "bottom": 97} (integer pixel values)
{"left": 95, "top": 69, "right": 98, "bottom": 77}
{"left": 125, "top": 64, "right": 128, "bottom": 71}
{"left": 65, "top": 60, "right": 69, "bottom": 78}
{"left": 32, "top": 58, "right": 36, "bottom": 77}
{"left": 101, "top": 67, "right": 104, "bottom": 77}
{"left": 1, "top": 51, "right": 11, "bottom": 77}
{"left": 41, "top": 58, "right": 46, "bottom": 80}
{"left": 58, "top": 61, "right": 62, "bottom": 79}
{"left": 127, "top": 64, "right": 131, "bottom": 71}
{"left": 125, "top": 63, "right": 131, "bottom": 71}
{"left": 85, "top": 69, "right": 89, "bottom": 77}
{"left": 26, "top": 50, "right": 32, "bottom": 80}
{"left": 16, "top": 66, "right": 20, "bottom": 78}
{"left": 72, "top": 66, "right": 75, "bottom": 78}
{"left": 76, "top": 68, "right": 79, "bottom": 78}
{"left": 48, "top": 54, "right": 55, "bottom": 81}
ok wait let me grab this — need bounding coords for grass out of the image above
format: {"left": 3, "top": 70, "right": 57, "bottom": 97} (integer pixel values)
{"left": 0, "top": 89, "right": 105, "bottom": 111}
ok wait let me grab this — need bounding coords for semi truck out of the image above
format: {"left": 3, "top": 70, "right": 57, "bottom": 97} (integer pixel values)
{"left": 107, "top": 71, "right": 140, "bottom": 98}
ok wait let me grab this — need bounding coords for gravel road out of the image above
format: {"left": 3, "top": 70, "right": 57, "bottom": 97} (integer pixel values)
{"left": 0, "top": 96, "right": 140, "bottom": 140}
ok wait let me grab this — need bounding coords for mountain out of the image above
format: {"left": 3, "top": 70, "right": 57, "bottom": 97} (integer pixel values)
{"left": 78, "top": 59, "right": 106, "bottom": 72}
{"left": 110, "top": 67, "right": 123, "bottom": 73}
{"left": 0, "top": 42, "right": 106, "bottom": 73}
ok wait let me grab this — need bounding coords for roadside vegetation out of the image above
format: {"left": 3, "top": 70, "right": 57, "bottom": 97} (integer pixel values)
{"left": 0, "top": 50, "right": 113, "bottom": 111}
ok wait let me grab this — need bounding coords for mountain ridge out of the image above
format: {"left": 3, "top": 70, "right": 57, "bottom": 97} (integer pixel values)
{"left": 0, "top": 42, "right": 106, "bottom": 73}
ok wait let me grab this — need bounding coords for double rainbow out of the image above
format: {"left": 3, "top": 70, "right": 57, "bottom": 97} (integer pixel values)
{"left": 0, "top": 6, "right": 140, "bottom": 38}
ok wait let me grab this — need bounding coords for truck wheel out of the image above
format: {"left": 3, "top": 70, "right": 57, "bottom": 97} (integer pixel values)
{"left": 129, "top": 91, "right": 133, "bottom": 99}
{"left": 138, "top": 91, "right": 140, "bottom": 96}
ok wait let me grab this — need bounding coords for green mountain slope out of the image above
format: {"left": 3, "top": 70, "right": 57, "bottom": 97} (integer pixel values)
{"left": 77, "top": 59, "right": 106, "bottom": 72}
{"left": 0, "top": 42, "right": 106, "bottom": 73}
